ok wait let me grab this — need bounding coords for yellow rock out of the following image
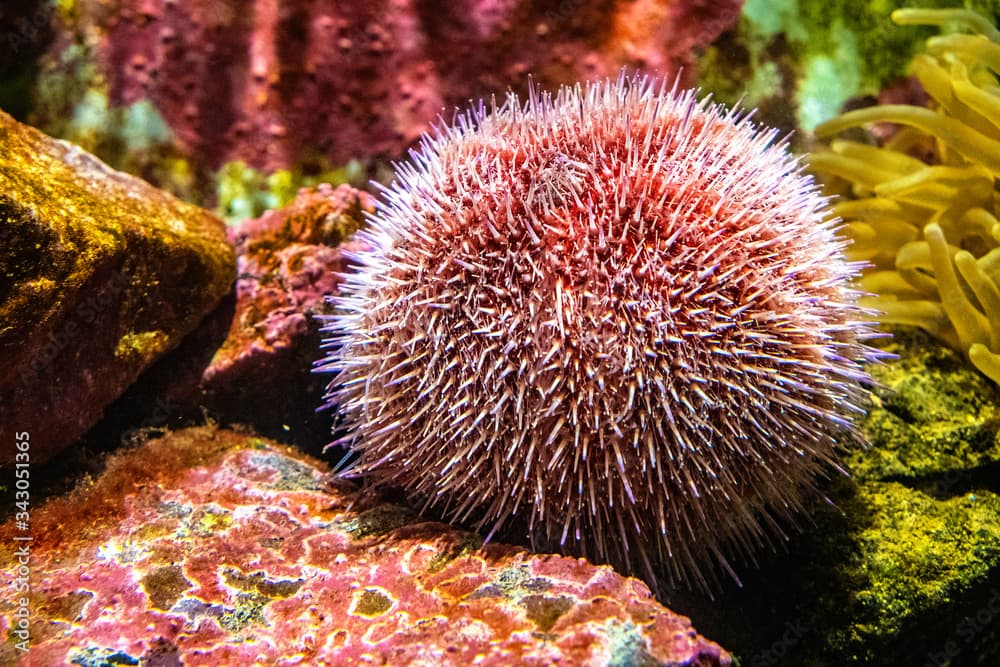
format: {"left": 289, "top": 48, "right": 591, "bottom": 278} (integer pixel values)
{"left": 0, "top": 109, "right": 235, "bottom": 463}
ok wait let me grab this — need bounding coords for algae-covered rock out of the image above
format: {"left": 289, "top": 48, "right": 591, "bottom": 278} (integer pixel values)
{"left": 833, "top": 480, "right": 1000, "bottom": 662}
{"left": 0, "top": 109, "right": 234, "bottom": 464}
{"left": 854, "top": 328, "right": 1000, "bottom": 486}
{"left": 88, "top": 183, "right": 371, "bottom": 449}
{"left": 685, "top": 328, "right": 1000, "bottom": 666}
{"left": 0, "top": 426, "right": 731, "bottom": 666}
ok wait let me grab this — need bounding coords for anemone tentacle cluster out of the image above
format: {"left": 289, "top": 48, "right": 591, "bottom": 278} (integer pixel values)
{"left": 318, "top": 73, "right": 881, "bottom": 592}
{"left": 810, "top": 8, "right": 1000, "bottom": 382}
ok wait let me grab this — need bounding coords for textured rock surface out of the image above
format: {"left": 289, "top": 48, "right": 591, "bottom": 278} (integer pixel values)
{"left": 686, "top": 329, "right": 1000, "bottom": 666}
{"left": 0, "top": 426, "right": 732, "bottom": 666}
{"left": 92, "top": 183, "right": 371, "bottom": 447}
{"left": 0, "top": 109, "right": 234, "bottom": 465}
{"left": 34, "top": 0, "right": 743, "bottom": 183}
{"left": 216, "top": 182, "right": 372, "bottom": 384}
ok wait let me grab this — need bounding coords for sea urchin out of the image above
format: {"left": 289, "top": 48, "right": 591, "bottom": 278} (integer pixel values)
{"left": 317, "top": 73, "right": 882, "bottom": 592}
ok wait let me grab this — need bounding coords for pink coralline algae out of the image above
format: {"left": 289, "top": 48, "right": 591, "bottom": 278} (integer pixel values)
{"left": 0, "top": 427, "right": 731, "bottom": 666}
{"left": 212, "top": 182, "right": 373, "bottom": 384}
{"left": 41, "top": 0, "right": 743, "bottom": 173}
{"left": 108, "top": 183, "right": 372, "bottom": 443}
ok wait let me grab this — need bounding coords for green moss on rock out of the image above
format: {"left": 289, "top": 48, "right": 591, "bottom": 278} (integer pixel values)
{"left": 523, "top": 594, "right": 574, "bottom": 633}
{"left": 216, "top": 159, "right": 365, "bottom": 226}
{"left": 845, "top": 482, "right": 1000, "bottom": 642}
{"left": 690, "top": 329, "right": 1000, "bottom": 666}
{"left": 141, "top": 565, "right": 192, "bottom": 611}
{"left": 0, "top": 110, "right": 235, "bottom": 464}
{"left": 222, "top": 567, "right": 303, "bottom": 599}
{"left": 854, "top": 328, "right": 1000, "bottom": 483}
{"left": 352, "top": 588, "right": 393, "bottom": 617}
{"left": 338, "top": 504, "right": 416, "bottom": 539}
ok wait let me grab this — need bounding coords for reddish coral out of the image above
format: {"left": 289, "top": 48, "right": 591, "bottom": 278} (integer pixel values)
{"left": 101, "top": 183, "right": 371, "bottom": 445}
{"left": 41, "top": 0, "right": 743, "bottom": 174}
{"left": 214, "top": 182, "right": 372, "bottom": 377}
{"left": 0, "top": 426, "right": 731, "bottom": 666}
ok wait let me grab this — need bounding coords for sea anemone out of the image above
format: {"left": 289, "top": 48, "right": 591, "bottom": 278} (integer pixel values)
{"left": 318, "top": 73, "right": 881, "bottom": 592}
{"left": 809, "top": 8, "right": 1000, "bottom": 382}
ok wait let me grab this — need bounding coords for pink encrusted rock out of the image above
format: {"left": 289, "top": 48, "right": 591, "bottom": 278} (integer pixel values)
{"left": 212, "top": 182, "right": 372, "bottom": 383}
{"left": 0, "top": 426, "right": 731, "bottom": 666}
{"left": 108, "top": 183, "right": 371, "bottom": 443}
{"left": 39, "top": 0, "right": 743, "bottom": 175}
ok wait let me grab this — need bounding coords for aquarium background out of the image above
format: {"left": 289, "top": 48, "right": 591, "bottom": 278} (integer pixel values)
{"left": 2, "top": 1, "right": 1000, "bottom": 665}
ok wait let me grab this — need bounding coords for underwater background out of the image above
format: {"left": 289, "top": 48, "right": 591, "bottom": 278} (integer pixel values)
{"left": 2, "top": 0, "right": 1000, "bottom": 665}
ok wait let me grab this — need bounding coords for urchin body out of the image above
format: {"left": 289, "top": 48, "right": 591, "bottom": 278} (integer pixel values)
{"left": 318, "top": 74, "right": 880, "bottom": 591}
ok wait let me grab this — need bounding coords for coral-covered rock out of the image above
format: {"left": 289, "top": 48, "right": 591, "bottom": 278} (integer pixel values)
{"left": 686, "top": 329, "right": 1000, "bottom": 666}
{"left": 0, "top": 426, "right": 732, "bottom": 666}
{"left": 35, "top": 0, "right": 743, "bottom": 181}
{"left": 95, "top": 183, "right": 370, "bottom": 446}
{"left": 0, "top": 109, "right": 234, "bottom": 465}
{"left": 219, "top": 182, "right": 371, "bottom": 376}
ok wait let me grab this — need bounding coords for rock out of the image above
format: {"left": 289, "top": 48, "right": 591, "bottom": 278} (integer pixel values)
{"left": 684, "top": 328, "right": 1000, "bottom": 666}
{"left": 32, "top": 0, "right": 742, "bottom": 191}
{"left": 214, "top": 182, "right": 371, "bottom": 388}
{"left": 0, "top": 109, "right": 234, "bottom": 465}
{"left": 90, "top": 183, "right": 370, "bottom": 449}
{"left": 0, "top": 426, "right": 732, "bottom": 666}
{"left": 852, "top": 328, "right": 1000, "bottom": 482}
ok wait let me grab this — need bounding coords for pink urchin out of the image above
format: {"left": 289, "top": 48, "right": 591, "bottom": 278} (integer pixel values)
{"left": 317, "top": 73, "right": 883, "bottom": 592}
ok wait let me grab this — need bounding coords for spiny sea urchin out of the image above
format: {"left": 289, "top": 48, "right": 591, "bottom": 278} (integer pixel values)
{"left": 317, "top": 73, "right": 883, "bottom": 592}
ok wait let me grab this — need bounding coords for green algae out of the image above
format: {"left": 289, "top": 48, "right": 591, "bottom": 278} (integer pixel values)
{"left": 466, "top": 565, "right": 553, "bottom": 607}
{"left": 218, "top": 592, "right": 269, "bottom": 633}
{"left": 523, "top": 594, "right": 574, "bottom": 633}
{"left": 353, "top": 588, "right": 393, "bottom": 617}
{"left": 187, "top": 507, "right": 233, "bottom": 538}
{"left": 34, "top": 45, "right": 191, "bottom": 193}
{"left": 245, "top": 437, "right": 269, "bottom": 450}
{"left": 141, "top": 565, "right": 192, "bottom": 611}
{"left": 603, "top": 620, "right": 658, "bottom": 667}
{"left": 846, "top": 483, "right": 1000, "bottom": 639}
{"left": 69, "top": 647, "right": 140, "bottom": 666}
{"left": 115, "top": 331, "right": 172, "bottom": 366}
{"left": 216, "top": 158, "right": 365, "bottom": 225}
{"left": 338, "top": 503, "right": 416, "bottom": 539}
{"left": 700, "top": 0, "right": 1000, "bottom": 134}
{"left": 426, "top": 531, "right": 484, "bottom": 573}
{"left": 795, "top": 21, "right": 862, "bottom": 132}
{"left": 855, "top": 328, "right": 1000, "bottom": 484}
{"left": 248, "top": 451, "right": 321, "bottom": 491}
{"left": 222, "top": 567, "right": 303, "bottom": 599}
{"left": 494, "top": 566, "right": 550, "bottom": 597}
